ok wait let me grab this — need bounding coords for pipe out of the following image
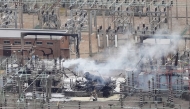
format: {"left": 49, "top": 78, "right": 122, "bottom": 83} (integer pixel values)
{"left": 115, "top": 34, "right": 118, "bottom": 47}
{"left": 97, "top": 34, "right": 100, "bottom": 47}
{"left": 106, "top": 34, "right": 109, "bottom": 47}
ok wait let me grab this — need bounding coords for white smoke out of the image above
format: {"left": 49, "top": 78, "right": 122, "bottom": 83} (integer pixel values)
{"left": 63, "top": 30, "right": 181, "bottom": 75}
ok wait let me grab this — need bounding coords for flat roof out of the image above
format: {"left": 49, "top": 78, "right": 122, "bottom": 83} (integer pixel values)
{"left": 0, "top": 28, "right": 68, "bottom": 39}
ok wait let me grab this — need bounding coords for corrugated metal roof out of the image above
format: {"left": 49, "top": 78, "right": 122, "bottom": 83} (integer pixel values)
{"left": 0, "top": 28, "right": 68, "bottom": 39}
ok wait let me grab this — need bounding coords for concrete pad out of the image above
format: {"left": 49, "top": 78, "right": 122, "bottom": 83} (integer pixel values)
{"left": 70, "top": 94, "right": 120, "bottom": 101}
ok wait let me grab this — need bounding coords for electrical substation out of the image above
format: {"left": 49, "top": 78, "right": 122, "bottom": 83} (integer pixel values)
{"left": 0, "top": 0, "right": 189, "bottom": 109}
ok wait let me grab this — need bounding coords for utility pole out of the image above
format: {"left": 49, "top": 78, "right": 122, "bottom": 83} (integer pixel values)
{"left": 186, "top": 0, "right": 188, "bottom": 24}
{"left": 176, "top": 0, "right": 178, "bottom": 19}
{"left": 170, "top": 6, "right": 172, "bottom": 31}
{"left": 19, "top": 0, "right": 23, "bottom": 28}
{"left": 103, "top": 11, "right": 106, "bottom": 49}
{"left": 87, "top": 10, "right": 92, "bottom": 57}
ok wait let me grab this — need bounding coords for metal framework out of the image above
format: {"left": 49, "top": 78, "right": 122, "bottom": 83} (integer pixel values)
{"left": 0, "top": 0, "right": 189, "bottom": 109}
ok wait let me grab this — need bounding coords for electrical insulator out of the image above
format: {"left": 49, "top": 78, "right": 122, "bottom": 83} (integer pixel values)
{"left": 146, "top": 7, "right": 149, "bottom": 11}
{"left": 108, "top": 26, "right": 111, "bottom": 30}
{"left": 11, "top": 56, "right": 13, "bottom": 70}
{"left": 25, "top": 92, "right": 28, "bottom": 108}
{"left": 78, "top": 102, "right": 81, "bottom": 109}
{"left": 155, "top": 7, "right": 157, "bottom": 11}
{"left": 152, "top": 78, "right": 154, "bottom": 93}
{"left": 146, "top": 27, "right": 148, "bottom": 30}
{"left": 132, "top": 73, "right": 134, "bottom": 88}
{"left": 80, "top": 24, "right": 83, "bottom": 27}
{"left": 65, "top": 23, "right": 67, "bottom": 27}
{"left": 118, "top": 7, "right": 120, "bottom": 11}
{"left": 4, "top": 4, "right": 7, "bottom": 8}
{"left": 153, "top": 0, "right": 155, "bottom": 4}
{"left": 4, "top": 99, "right": 7, "bottom": 107}
{"left": 162, "top": 0, "right": 164, "bottom": 4}
{"left": 127, "top": 77, "right": 130, "bottom": 92}
{"left": 59, "top": 58, "right": 61, "bottom": 72}
{"left": 120, "top": 83, "right": 123, "bottom": 92}
{"left": 126, "top": 7, "right": 128, "bottom": 11}
{"left": 97, "top": 29, "right": 99, "bottom": 33}
{"left": 5, "top": 21, "right": 8, "bottom": 25}
{"left": 117, "top": 27, "right": 119, "bottom": 30}
{"left": 99, "top": 26, "right": 102, "bottom": 30}
{"left": 171, "top": 0, "right": 173, "bottom": 5}
{"left": 125, "top": 0, "right": 127, "bottom": 3}
{"left": 137, "top": 26, "right": 139, "bottom": 30}
{"left": 33, "top": 80, "right": 36, "bottom": 99}
{"left": 165, "top": 18, "right": 167, "bottom": 23}
{"left": 42, "top": 88, "right": 45, "bottom": 102}
{"left": 52, "top": 10, "right": 54, "bottom": 15}
{"left": 106, "top": 29, "right": 108, "bottom": 33}
{"left": 143, "top": 24, "right": 145, "bottom": 28}
{"left": 22, "top": 81, "right": 25, "bottom": 91}
{"left": 139, "top": 89, "right": 143, "bottom": 108}
{"left": 48, "top": 98, "right": 50, "bottom": 109}
{"left": 35, "top": 35, "right": 37, "bottom": 40}
{"left": 85, "top": 13, "right": 87, "bottom": 16}
{"left": 55, "top": 59, "right": 57, "bottom": 73}
{"left": 116, "top": 0, "right": 118, "bottom": 3}
{"left": 164, "top": 7, "right": 166, "bottom": 12}
{"left": 62, "top": 3, "right": 65, "bottom": 7}
{"left": 69, "top": 6, "right": 72, "bottom": 10}
{"left": 6, "top": 59, "right": 8, "bottom": 74}
{"left": 155, "top": 27, "right": 157, "bottom": 30}
{"left": 163, "top": 102, "right": 165, "bottom": 108}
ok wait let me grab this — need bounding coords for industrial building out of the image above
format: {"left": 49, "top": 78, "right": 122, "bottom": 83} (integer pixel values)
{"left": 0, "top": 29, "right": 70, "bottom": 59}
{"left": 0, "top": 0, "right": 189, "bottom": 109}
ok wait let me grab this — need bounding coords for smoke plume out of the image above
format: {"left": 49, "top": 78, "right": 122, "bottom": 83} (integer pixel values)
{"left": 63, "top": 30, "right": 181, "bottom": 75}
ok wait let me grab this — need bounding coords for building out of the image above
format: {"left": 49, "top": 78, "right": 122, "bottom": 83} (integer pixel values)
{"left": 0, "top": 29, "right": 70, "bottom": 59}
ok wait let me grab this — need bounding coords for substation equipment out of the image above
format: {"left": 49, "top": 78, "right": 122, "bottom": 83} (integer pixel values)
{"left": 0, "top": 0, "right": 189, "bottom": 109}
